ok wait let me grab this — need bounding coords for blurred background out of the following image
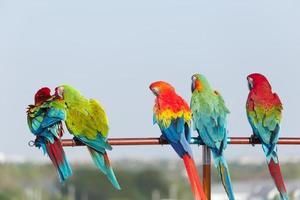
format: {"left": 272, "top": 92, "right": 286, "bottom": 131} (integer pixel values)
{"left": 1, "top": 0, "right": 300, "bottom": 199}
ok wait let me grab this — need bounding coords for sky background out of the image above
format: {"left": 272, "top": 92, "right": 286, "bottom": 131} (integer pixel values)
{"left": 0, "top": 0, "right": 300, "bottom": 163}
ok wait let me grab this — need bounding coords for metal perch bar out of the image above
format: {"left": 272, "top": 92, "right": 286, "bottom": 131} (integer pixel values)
{"left": 61, "top": 136, "right": 300, "bottom": 200}
{"left": 61, "top": 137, "right": 300, "bottom": 147}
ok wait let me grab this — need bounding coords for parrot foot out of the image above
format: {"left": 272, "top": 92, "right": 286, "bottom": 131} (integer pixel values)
{"left": 197, "top": 136, "right": 204, "bottom": 146}
{"left": 250, "top": 134, "right": 258, "bottom": 146}
{"left": 159, "top": 135, "right": 167, "bottom": 144}
{"left": 72, "top": 137, "right": 82, "bottom": 145}
{"left": 33, "top": 137, "right": 43, "bottom": 148}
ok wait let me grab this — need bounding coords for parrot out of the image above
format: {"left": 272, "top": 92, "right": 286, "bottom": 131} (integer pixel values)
{"left": 53, "top": 85, "right": 121, "bottom": 190}
{"left": 150, "top": 81, "right": 207, "bottom": 200}
{"left": 27, "top": 87, "right": 72, "bottom": 182}
{"left": 190, "top": 74, "right": 235, "bottom": 200}
{"left": 246, "top": 73, "right": 288, "bottom": 200}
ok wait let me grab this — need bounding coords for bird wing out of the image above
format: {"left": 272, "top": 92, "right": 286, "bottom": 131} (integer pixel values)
{"left": 63, "top": 94, "right": 111, "bottom": 152}
{"left": 154, "top": 95, "right": 192, "bottom": 157}
{"left": 191, "top": 91, "right": 229, "bottom": 153}
{"left": 247, "top": 92, "right": 282, "bottom": 146}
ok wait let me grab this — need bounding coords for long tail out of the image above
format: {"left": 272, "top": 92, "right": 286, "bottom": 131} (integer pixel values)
{"left": 213, "top": 154, "right": 235, "bottom": 200}
{"left": 182, "top": 154, "right": 207, "bottom": 200}
{"left": 87, "top": 147, "right": 121, "bottom": 190}
{"left": 43, "top": 137, "right": 73, "bottom": 182}
{"left": 268, "top": 158, "right": 289, "bottom": 200}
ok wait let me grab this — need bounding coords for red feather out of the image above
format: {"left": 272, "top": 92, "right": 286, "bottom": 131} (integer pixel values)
{"left": 46, "top": 138, "right": 65, "bottom": 168}
{"left": 268, "top": 159, "right": 287, "bottom": 194}
{"left": 182, "top": 154, "right": 207, "bottom": 200}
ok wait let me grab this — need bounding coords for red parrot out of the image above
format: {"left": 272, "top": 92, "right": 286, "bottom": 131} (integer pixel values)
{"left": 150, "top": 81, "right": 207, "bottom": 200}
{"left": 246, "top": 73, "right": 288, "bottom": 200}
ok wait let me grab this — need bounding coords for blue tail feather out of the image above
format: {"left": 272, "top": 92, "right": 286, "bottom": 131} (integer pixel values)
{"left": 212, "top": 152, "right": 235, "bottom": 200}
{"left": 262, "top": 144, "right": 279, "bottom": 164}
{"left": 280, "top": 192, "right": 289, "bottom": 200}
{"left": 87, "top": 147, "right": 121, "bottom": 190}
{"left": 37, "top": 136, "right": 72, "bottom": 182}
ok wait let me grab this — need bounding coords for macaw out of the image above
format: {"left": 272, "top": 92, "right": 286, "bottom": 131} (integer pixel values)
{"left": 190, "top": 74, "right": 235, "bottom": 200}
{"left": 246, "top": 73, "right": 288, "bottom": 200}
{"left": 150, "top": 81, "right": 206, "bottom": 200}
{"left": 54, "top": 85, "right": 121, "bottom": 190}
{"left": 27, "top": 87, "right": 72, "bottom": 182}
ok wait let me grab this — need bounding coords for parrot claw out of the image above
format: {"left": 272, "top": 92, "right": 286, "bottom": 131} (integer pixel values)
{"left": 197, "top": 136, "right": 204, "bottom": 146}
{"left": 72, "top": 137, "right": 82, "bottom": 145}
{"left": 159, "top": 135, "right": 167, "bottom": 144}
{"left": 250, "top": 134, "right": 258, "bottom": 146}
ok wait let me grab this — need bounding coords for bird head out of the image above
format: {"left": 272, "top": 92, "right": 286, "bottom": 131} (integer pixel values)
{"left": 34, "top": 87, "right": 51, "bottom": 105}
{"left": 54, "top": 86, "right": 65, "bottom": 100}
{"left": 191, "top": 73, "right": 211, "bottom": 92}
{"left": 247, "top": 73, "right": 271, "bottom": 90}
{"left": 149, "top": 81, "right": 175, "bottom": 96}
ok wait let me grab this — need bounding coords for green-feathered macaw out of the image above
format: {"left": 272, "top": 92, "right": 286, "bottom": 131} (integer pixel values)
{"left": 27, "top": 87, "right": 72, "bottom": 182}
{"left": 190, "top": 74, "right": 235, "bottom": 200}
{"left": 54, "top": 85, "right": 121, "bottom": 190}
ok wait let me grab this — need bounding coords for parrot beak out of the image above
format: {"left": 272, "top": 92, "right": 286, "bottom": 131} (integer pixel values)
{"left": 191, "top": 75, "right": 197, "bottom": 92}
{"left": 191, "top": 81, "right": 195, "bottom": 93}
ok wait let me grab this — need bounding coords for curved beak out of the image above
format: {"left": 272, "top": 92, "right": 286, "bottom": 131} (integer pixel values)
{"left": 191, "top": 75, "right": 197, "bottom": 92}
{"left": 191, "top": 80, "right": 195, "bottom": 93}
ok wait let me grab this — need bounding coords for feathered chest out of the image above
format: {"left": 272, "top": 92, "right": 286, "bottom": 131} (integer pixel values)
{"left": 154, "top": 93, "right": 191, "bottom": 128}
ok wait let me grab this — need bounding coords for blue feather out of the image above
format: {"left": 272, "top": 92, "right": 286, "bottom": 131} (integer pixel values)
{"left": 212, "top": 152, "right": 235, "bottom": 200}
{"left": 28, "top": 105, "right": 72, "bottom": 183}
{"left": 160, "top": 118, "right": 193, "bottom": 158}
{"left": 153, "top": 113, "right": 157, "bottom": 125}
{"left": 88, "top": 147, "right": 121, "bottom": 190}
{"left": 75, "top": 134, "right": 112, "bottom": 153}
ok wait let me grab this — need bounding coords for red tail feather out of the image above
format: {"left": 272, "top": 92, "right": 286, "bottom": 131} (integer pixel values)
{"left": 182, "top": 154, "right": 207, "bottom": 200}
{"left": 46, "top": 138, "right": 64, "bottom": 168}
{"left": 268, "top": 159, "right": 287, "bottom": 193}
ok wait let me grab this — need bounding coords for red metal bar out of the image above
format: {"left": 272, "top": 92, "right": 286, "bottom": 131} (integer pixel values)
{"left": 228, "top": 137, "right": 300, "bottom": 145}
{"left": 61, "top": 137, "right": 300, "bottom": 146}
{"left": 61, "top": 137, "right": 169, "bottom": 147}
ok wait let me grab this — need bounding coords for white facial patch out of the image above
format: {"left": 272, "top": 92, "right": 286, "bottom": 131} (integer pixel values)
{"left": 56, "top": 87, "right": 64, "bottom": 98}
{"left": 247, "top": 77, "right": 254, "bottom": 88}
{"left": 152, "top": 87, "right": 159, "bottom": 95}
{"left": 192, "top": 75, "right": 197, "bottom": 81}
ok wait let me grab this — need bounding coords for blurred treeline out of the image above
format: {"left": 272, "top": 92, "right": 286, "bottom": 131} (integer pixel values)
{"left": 0, "top": 160, "right": 299, "bottom": 200}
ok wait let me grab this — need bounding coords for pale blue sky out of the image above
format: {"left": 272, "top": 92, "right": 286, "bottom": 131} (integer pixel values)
{"left": 0, "top": 0, "right": 300, "bottom": 162}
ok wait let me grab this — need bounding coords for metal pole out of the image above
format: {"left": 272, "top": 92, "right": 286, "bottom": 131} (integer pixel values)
{"left": 202, "top": 145, "right": 211, "bottom": 200}
{"left": 228, "top": 137, "right": 300, "bottom": 145}
{"left": 61, "top": 137, "right": 201, "bottom": 147}
{"left": 61, "top": 137, "right": 300, "bottom": 147}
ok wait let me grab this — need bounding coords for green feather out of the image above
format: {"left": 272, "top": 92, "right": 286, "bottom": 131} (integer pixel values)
{"left": 60, "top": 85, "right": 109, "bottom": 139}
